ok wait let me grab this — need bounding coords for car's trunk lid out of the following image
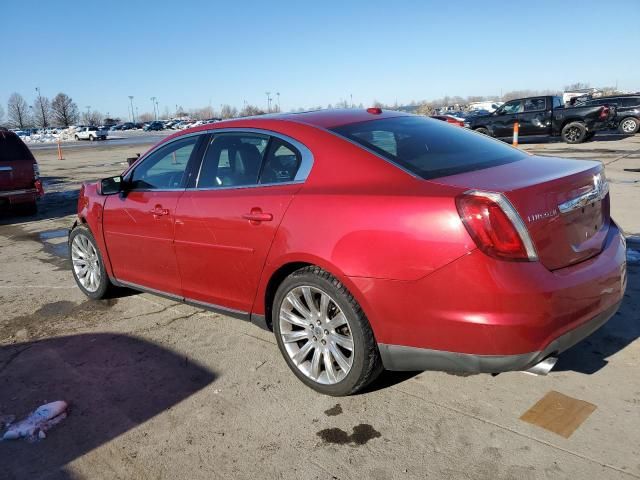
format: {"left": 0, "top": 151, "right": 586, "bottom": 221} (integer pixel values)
{"left": 434, "top": 155, "right": 609, "bottom": 270}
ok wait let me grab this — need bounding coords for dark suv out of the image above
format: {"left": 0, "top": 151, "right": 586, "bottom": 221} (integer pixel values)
{"left": 576, "top": 95, "right": 640, "bottom": 135}
{"left": 0, "top": 128, "right": 44, "bottom": 214}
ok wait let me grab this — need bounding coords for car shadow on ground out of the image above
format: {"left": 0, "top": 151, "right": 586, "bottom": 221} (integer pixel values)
{"left": 0, "top": 333, "right": 217, "bottom": 479}
{"left": 499, "top": 131, "right": 633, "bottom": 145}
{"left": 555, "top": 245, "right": 640, "bottom": 374}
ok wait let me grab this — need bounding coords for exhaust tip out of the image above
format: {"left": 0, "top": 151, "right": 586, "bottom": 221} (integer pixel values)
{"left": 524, "top": 356, "right": 558, "bottom": 376}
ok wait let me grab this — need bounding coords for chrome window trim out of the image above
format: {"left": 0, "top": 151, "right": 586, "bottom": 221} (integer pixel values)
{"left": 124, "top": 128, "right": 313, "bottom": 193}
{"left": 0, "top": 166, "right": 13, "bottom": 172}
{"left": 194, "top": 127, "right": 313, "bottom": 189}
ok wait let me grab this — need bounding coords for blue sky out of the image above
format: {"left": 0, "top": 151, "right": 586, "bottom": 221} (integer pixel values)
{"left": 1, "top": 0, "right": 639, "bottom": 119}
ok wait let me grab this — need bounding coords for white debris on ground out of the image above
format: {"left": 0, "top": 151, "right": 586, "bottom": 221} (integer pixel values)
{"left": 21, "top": 129, "right": 77, "bottom": 144}
{"left": 1, "top": 401, "right": 68, "bottom": 442}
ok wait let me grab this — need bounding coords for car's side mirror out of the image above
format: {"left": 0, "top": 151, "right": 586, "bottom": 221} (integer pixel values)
{"left": 100, "top": 175, "right": 124, "bottom": 195}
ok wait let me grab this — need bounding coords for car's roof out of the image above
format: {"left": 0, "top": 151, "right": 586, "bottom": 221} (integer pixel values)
{"left": 220, "top": 108, "right": 411, "bottom": 129}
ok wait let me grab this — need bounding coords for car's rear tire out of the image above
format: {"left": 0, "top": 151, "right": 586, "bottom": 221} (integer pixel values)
{"left": 89, "top": 135, "right": 95, "bottom": 142}
{"left": 561, "top": 122, "right": 587, "bottom": 143}
{"left": 618, "top": 117, "right": 639, "bottom": 135}
{"left": 69, "top": 225, "right": 113, "bottom": 300}
{"left": 475, "top": 127, "right": 491, "bottom": 136}
{"left": 272, "top": 266, "right": 382, "bottom": 396}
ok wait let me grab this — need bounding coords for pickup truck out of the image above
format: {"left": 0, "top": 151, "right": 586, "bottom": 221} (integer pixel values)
{"left": 467, "top": 95, "right": 615, "bottom": 143}
{"left": 74, "top": 126, "right": 108, "bottom": 141}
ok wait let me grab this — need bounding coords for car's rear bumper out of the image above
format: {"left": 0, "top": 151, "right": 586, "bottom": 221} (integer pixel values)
{"left": 0, "top": 188, "right": 38, "bottom": 204}
{"left": 349, "top": 221, "right": 627, "bottom": 371}
{"left": 378, "top": 300, "right": 621, "bottom": 372}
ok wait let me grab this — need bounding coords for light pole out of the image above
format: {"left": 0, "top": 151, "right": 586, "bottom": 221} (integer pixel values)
{"left": 155, "top": 98, "right": 160, "bottom": 119}
{"left": 128, "top": 96, "right": 135, "bottom": 123}
{"left": 276, "top": 92, "right": 280, "bottom": 112}
{"left": 265, "top": 91, "right": 271, "bottom": 113}
{"left": 151, "top": 97, "right": 158, "bottom": 120}
{"left": 85, "top": 105, "right": 91, "bottom": 124}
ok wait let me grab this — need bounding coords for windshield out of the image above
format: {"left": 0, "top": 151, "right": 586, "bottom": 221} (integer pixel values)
{"left": 330, "top": 116, "right": 526, "bottom": 180}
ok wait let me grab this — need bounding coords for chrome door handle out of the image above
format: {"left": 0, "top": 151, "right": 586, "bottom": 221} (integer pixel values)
{"left": 150, "top": 205, "right": 169, "bottom": 217}
{"left": 242, "top": 210, "right": 273, "bottom": 223}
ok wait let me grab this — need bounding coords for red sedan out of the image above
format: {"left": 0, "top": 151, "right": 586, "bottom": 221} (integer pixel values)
{"left": 70, "top": 108, "right": 626, "bottom": 395}
{"left": 430, "top": 114, "right": 465, "bottom": 127}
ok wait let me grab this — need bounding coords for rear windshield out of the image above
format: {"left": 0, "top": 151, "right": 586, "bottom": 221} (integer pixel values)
{"left": 331, "top": 116, "right": 526, "bottom": 180}
{"left": 0, "top": 131, "right": 35, "bottom": 162}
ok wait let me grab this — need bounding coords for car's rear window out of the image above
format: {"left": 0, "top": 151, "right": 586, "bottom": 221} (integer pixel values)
{"left": 0, "top": 131, "right": 35, "bottom": 162}
{"left": 330, "top": 116, "right": 525, "bottom": 180}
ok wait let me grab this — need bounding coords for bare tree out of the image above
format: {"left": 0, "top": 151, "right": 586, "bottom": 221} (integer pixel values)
{"left": 220, "top": 104, "right": 237, "bottom": 119}
{"left": 33, "top": 95, "right": 51, "bottom": 128}
{"left": 238, "top": 104, "right": 265, "bottom": 117}
{"left": 7, "top": 93, "right": 31, "bottom": 129}
{"left": 51, "top": 93, "right": 79, "bottom": 127}
{"left": 82, "top": 110, "right": 103, "bottom": 126}
{"left": 138, "top": 112, "right": 154, "bottom": 122}
{"left": 564, "top": 82, "right": 590, "bottom": 91}
{"left": 0, "top": 104, "right": 4, "bottom": 126}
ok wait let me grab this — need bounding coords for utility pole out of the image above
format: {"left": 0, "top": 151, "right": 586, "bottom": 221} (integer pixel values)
{"left": 350, "top": 93, "right": 353, "bottom": 108}
{"left": 128, "top": 96, "right": 135, "bottom": 123}
{"left": 265, "top": 91, "right": 271, "bottom": 113}
{"left": 85, "top": 106, "right": 91, "bottom": 125}
{"left": 276, "top": 92, "right": 280, "bottom": 112}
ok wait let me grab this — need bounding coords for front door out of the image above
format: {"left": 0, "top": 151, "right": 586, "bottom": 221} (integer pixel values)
{"left": 492, "top": 99, "right": 522, "bottom": 137}
{"left": 174, "top": 132, "right": 305, "bottom": 312}
{"left": 103, "top": 135, "right": 201, "bottom": 294}
{"left": 518, "top": 97, "right": 552, "bottom": 136}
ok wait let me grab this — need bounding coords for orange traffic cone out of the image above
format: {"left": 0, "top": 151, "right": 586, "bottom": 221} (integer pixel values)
{"left": 57, "top": 138, "right": 64, "bottom": 160}
{"left": 512, "top": 122, "right": 519, "bottom": 147}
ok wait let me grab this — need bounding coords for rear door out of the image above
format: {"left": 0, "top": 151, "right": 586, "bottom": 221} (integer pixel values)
{"left": 102, "top": 135, "right": 202, "bottom": 294}
{"left": 174, "top": 131, "right": 308, "bottom": 313}
{"left": 0, "top": 131, "right": 36, "bottom": 192}
{"left": 492, "top": 100, "right": 522, "bottom": 137}
{"left": 518, "top": 97, "right": 552, "bottom": 136}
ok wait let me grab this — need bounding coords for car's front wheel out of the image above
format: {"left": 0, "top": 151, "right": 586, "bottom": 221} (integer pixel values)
{"left": 69, "top": 225, "right": 113, "bottom": 299}
{"left": 273, "top": 266, "right": 382, "bottom": 396}
{"left": 618, "top": 117, "right": 639, "bottom": 135}
{"left": 475, "top": 127, "right": 491, "bottom": 136}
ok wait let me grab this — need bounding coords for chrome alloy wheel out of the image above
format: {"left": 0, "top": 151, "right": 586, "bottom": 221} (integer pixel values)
{"left": 279, "top": 286, "right": 354, "bottom": 384}
{"left": 71, "top": 233, "right": 101, "bottom": 292}
{"left": 621, "top": 118, "right": 637, "bottom": 133}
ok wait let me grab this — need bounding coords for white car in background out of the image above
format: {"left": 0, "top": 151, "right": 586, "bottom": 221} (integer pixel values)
{"left": 74, "top": 126, "right": 108, "bottom": 141}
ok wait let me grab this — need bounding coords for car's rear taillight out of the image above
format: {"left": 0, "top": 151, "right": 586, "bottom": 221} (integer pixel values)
{"left": 456, "top": 190, "right": 538, "bottom": 261}
{"left": 599, "top": 106, "right": 610, "bottom": 120}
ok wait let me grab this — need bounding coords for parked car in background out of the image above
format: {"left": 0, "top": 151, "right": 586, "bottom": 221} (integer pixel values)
{"left": 574, "top": 95, "right": 640, "bottom": 135}
{"left": 144, "top": 121, "right": 165, "bottom": 131}
{"left": 468, "top": 101, "right": 503, "bottom": 112}
{"left": 69, "top": 108, "right": 625, "bottom": 395}
{"left": 120, "top": 123, "right": 135, "bottom": 130}
{"left": 430, "top": 114, "right": 465, "bottom": 127}
{"left": 468, "top": 95, "right": 616, "bottom": 143}
{"left": 74, "top": 126, "right": 108, "bottom": 141}
{"left": 0, "top": 128, "right": 44, "bottom": 214}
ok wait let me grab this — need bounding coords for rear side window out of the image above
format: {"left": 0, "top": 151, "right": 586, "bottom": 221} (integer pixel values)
{"left": 0, "top": 131, "right": 35, "bottom": 162}
{"left": 331, "top": 116, "right": 526, "bottom": 180}
{"left": 523, "top": 97, "right": 546, "bottom": 111}
{"left": 260, "top": 138, "right": 301, "bottom": 184}
{"left": 621, "top": 97, "right": 640, "bottom": 107}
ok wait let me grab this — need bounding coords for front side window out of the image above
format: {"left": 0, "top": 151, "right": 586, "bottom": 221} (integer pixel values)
{"left": 523, "top": 97, "right": 546, "bottom": 112}
{"left": 331, "top": 116, "right": 526, "bottom": 180}
{"left": 498, "top": 100, "right": 522, "bottom": 115}
{"left": 131, "top": 136, "right": 198, "bottom": 190}
{"left": 552, "top": 97, "right": 563, "bottom": 108}
{"left": 197, "top": 133, "right": 269, "bottom": 188}
{"left": 260, "top": 139, "right": 301, "bottom": 184}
